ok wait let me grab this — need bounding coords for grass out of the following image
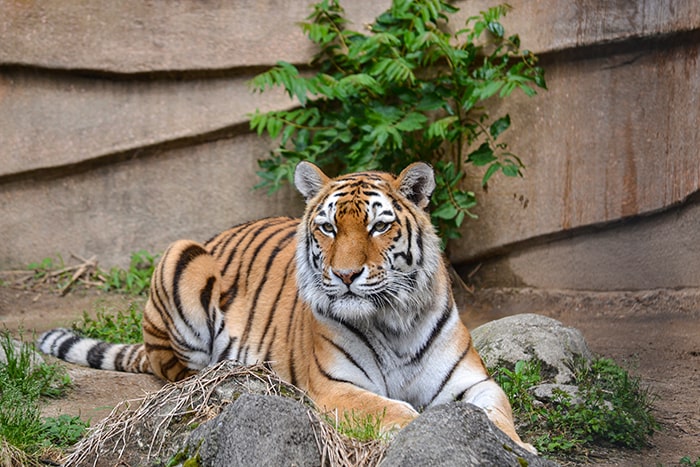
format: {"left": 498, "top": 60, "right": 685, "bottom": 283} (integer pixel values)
{"left": 680, "top": 456, "right": 700, "bottom": 467}
{"left": 326, "top": 410, "right": 387, "bottom": 443}
{"left": 98, "top": 250, "right": 157, "bottom": 295}
{"left": 72, "top": 302, "right": 144, "bottom": 344}
{"left": 0, "top": 331, "right": 88, "bottom": 465}
{"left": 492, "top": 357, "right": 658, "bottom": 460}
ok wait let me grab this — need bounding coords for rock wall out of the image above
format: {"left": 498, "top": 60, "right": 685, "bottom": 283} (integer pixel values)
{"left": 1, "top": 0, "right": 699, "bottom": 289}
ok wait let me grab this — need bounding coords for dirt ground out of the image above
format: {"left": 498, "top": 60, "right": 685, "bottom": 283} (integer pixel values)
{"left": 1, "top": 283, "right": 699, "bottom": 466}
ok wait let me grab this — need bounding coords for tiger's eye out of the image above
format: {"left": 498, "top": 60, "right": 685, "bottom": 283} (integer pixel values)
{"left": 372, "top": 221, "right": 390, "bottom": 234}
{"left": 320, "top": 222, "right": 335, "bottom": 234}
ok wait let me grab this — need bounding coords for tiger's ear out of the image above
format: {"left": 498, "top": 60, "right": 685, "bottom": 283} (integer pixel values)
{"left": 295, "top": 161, "right": 330, "bottom": 201}
{"left": 396, "top": 162, "right": 435, "bottom": 209}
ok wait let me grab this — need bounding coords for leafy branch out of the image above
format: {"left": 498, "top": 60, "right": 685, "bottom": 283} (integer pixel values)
{"left": 249, "top": 0, "right": 546, "bottom": 244}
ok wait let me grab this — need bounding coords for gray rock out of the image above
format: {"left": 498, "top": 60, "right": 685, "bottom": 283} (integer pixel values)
{"left": 186, "top": 393, "right": 321, "bottom": 467}
{"left": 472, "top": 313, "right": 592, "bottom": 383}
{"left": 382, "top": 402, "right": 558, "bottom": 466}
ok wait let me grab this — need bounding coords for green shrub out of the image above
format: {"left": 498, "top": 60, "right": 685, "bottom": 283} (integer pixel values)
{"left": 493, "top": 358, "right": 658, "bottom": 459}
{"left": 249, "top": 0, "right": 545, "bottom": 243}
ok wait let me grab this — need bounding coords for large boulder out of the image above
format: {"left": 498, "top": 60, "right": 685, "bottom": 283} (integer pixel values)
{"left": 382, "top": 402, "right": 557, "bottom": 467}
{"left": 471, "top": 313, "right": 592, "bottom": 383}
{"left": 186, "top": 393, "right": 321, "bottom": 467}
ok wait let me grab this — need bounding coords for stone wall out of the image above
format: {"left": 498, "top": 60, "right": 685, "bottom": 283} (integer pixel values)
{"left": 1, "top": 0, "right": 699, "bottom": 289}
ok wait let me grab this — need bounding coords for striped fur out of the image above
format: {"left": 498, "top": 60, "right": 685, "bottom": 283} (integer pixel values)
{"left": 37, "top": 162, "right": 533, "bottom": 452}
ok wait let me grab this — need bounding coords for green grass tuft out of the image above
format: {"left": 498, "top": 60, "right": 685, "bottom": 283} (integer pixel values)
{"left": 327, "top": 410, "right": 387, "bottom": 442}
{"left": 72, "top": 302, "right": 144, "bottom": 344}
{"left": 98, "top": 250, "right": 158, "bottom": 295}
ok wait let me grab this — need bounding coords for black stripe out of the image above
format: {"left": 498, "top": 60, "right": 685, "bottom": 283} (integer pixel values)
{"left": 262, "top": 327, "right": 277, "bottom": 364}
{"left": 257, "top": 260, "right": 294, "bottom": 354}
{"left": 217, "top": 338, "right": 235, "bottom": 362}
{"left": 161, "top": 355, "right": 181, "bottom": 374}
{"left": 416, "top": 223, "right": 425, "bottom": 267}
{"left": 341, "top": 321, "right": 387, "bottom": 390}
{"left": 86, "top": 342, "right": 111, "bottom": 368}
{"left": 114, "top": 345, "right": 129, "bottom": 371}
{"left": 393, "top": 220, "right": 414, "bottom": 266}
{"left": 142, "top": 314, "right": 169, "bottom": 339}
{"left": 172, "top": 245, "right": 208, "bottom": 324}
{"left": 239, "top": 228, "right": 296, "bottom": 348}
{"left": 200, "top": 276, "right": 217, "bottom": 355}
{"left": 205, "top": 219, "right": 256, "bottom": 255}
{"left": 428, "top": 346, "right": 472, "bottom": 404}
{"left": 170, "top": 245, "right": 210, "bottom": 354}
{"left": 408, "top": 301, "right": 452, "bottom": 364}
{"left": 313, "top": 351, "right": 355, "bottom": 386}
{"left": 321, "top": 334, "right": 371, "bottom": 382}
{"left": 175, "top": 366, "right": 192, "bottom": 381}
{"left": 220, "top": 218, "right": 294, "bottom": 277}
{"left": 57, "top": 335, "right": 81, "bottom": 360}
{"left": 454, "top": 377, "right": 492, "bottom": 401}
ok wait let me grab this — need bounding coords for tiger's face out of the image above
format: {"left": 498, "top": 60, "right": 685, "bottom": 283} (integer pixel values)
{"left": 294, "top": 162, "right": 443, "bottom": 332}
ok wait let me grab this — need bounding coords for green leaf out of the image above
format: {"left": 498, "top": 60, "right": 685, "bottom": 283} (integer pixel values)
{"left": 395, "top": 112, "right": 427, "bottom": 132}
{"left": 482, "top": 162, "right": 501, "bottom": 186}
{"left": 489, "top": 115, "right": 511, "bottom": 139}
{"left": 502, "top": 163, "right": 522, "bottom": 177}
{"left": 468, "top": 143, "right": 496, "bottom": 166}
{"left": 431, "top": 202, "right": 458, "bottom": 220}
{"left": 487, "top": 21, "right": 505, "bottom": 38}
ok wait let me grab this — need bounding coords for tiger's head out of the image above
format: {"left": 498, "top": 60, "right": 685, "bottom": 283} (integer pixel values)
{"left": 294, "top": 162, "right": 445, "bottom": 333}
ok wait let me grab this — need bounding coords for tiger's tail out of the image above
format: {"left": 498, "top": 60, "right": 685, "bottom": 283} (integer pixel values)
{"left": 37, "top": 328, "right": 152, "bottom": 374}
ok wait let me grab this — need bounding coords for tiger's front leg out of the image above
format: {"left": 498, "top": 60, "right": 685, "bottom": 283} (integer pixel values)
{"left": 143, "top": 240, "right": 231, "bottom": 381}
{"left": 307, "top": 378, "right": 419, "bottom": 431}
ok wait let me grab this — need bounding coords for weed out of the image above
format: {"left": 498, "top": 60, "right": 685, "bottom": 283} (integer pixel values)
{"left": 326, "top": 410, "right": 387, "bottom": 442}
{"left": 0, "top": 331, "right": 85, "bottom": 462}
{"left": 27, "top": 256, "right": 65, "bottom": 281}
{"left": 40, "top": 414, "right": 89, "bottom": 448}
{"left": 493, "top": 357, "right": 658, "bottom": 460}
{"left": 680, "top": 456, "right": 700, "bottom": 466}
{"left": 98, "top": 250, "right": 158, "bottom": 295}
{"left": 72, "top": 302, "right": 144, "bottom": 344}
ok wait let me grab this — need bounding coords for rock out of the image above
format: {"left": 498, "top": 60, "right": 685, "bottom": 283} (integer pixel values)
{"left": 382, "top": 402, "right": 557, "bottom": 467}
{"left": 471, "top": 313, "right": 592, "bottom": 383}
{"left": 186, "top": 393, "right": 321, "bottom": 467}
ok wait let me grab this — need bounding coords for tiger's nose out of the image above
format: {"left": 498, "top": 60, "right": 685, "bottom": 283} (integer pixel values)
{"left": 333, "top": 268, "right": 363, "bottom": 285}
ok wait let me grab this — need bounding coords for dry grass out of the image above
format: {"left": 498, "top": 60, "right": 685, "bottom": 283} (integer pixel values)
{"left": 62, "top": 361, "right": 387, "bottom": 467}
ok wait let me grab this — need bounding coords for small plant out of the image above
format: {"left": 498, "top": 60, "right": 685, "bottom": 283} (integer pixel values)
{"left": 326, "top": 410, "right": 387, "bottom": 442}
{"left": 72, "top": 302, "right": 144, "bottom": 344}
{"left": 0, "top": 331, "right": 85, "bottom": 464}
{"left": 98, "top": 250, "right": 157, "bottom": 295}
{"left": 250, "top": 0, "right": 545, "bottom": 243}
{"left": 27, "top": 256, "right": 65, "bottom": 281}
{"left": 40, "top": 414, "right": 89, "bottom": 449}
{"left": 680, "top": 456, "right": 700, "bottom": 467}
{"left": 493, "top": 357, "right": 658, "bottom": 459}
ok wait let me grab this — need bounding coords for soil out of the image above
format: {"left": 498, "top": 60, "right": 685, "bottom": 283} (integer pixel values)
{"left": 1, "top": 283, "right": 699, "bottom": 466}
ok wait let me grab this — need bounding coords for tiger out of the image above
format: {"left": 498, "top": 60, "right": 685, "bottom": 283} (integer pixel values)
{"left": 38, "top": 161, "right": 534, "bottom": 452}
